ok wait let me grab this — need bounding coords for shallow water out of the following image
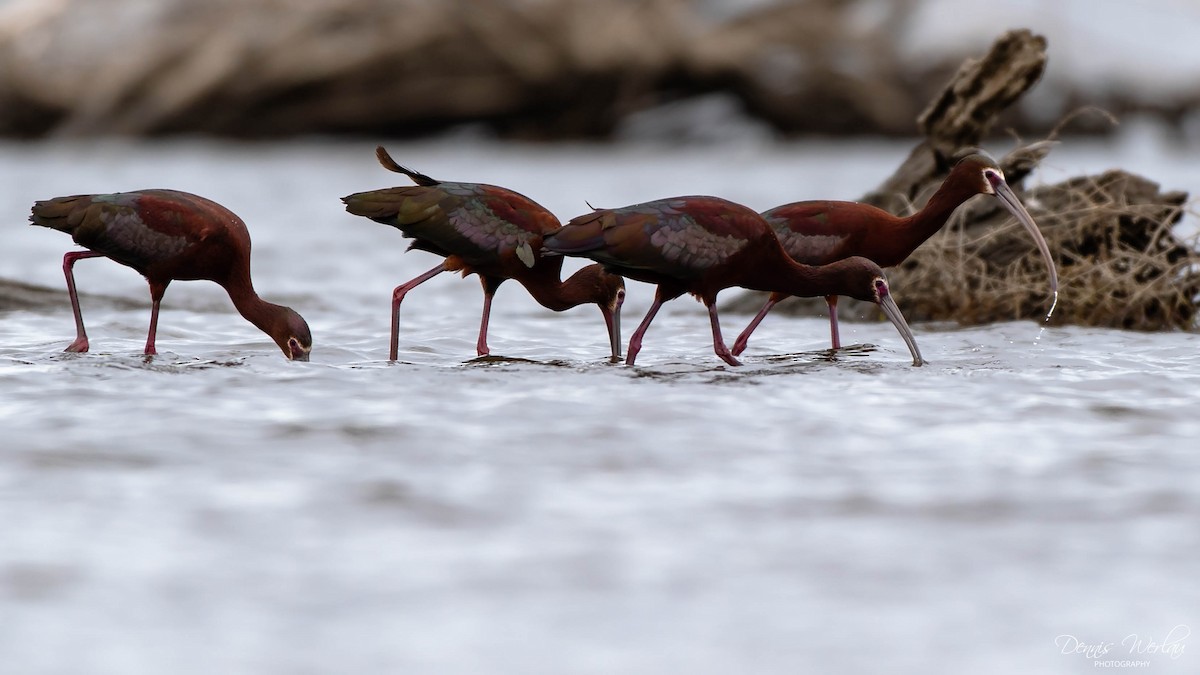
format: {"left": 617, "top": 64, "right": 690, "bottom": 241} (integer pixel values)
{"left": 2, "top": 136, "right": 1198, "bottom": 674}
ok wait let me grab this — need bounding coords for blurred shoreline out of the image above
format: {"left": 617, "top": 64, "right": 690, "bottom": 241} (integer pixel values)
{"left": 3, "top": 0, "right": 1200, "bottom": 142}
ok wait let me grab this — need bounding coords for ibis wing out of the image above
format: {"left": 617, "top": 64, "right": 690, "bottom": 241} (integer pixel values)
{"left": 343, "top": 182, "right": 555, "bottom": 265}
{"left": 31, "top": 192, "right": 197, "bottom": 270}
{"left": 762, "top": 201, "right": 882, "bottom": 265}
{"left": 551, "top": 199, "right": 751, "bottom": 280}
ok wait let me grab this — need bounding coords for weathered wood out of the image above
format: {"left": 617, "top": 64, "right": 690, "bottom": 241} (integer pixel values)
{"left": 861, "top": 29, "right": 1048, "bottom": 214}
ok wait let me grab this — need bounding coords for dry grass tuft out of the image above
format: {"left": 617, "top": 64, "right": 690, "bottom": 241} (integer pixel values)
{"left": 888, "top": 170, "right": 1197, "bottom": 330}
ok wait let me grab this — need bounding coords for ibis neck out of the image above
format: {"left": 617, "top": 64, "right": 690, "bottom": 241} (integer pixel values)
{"left": 897, "top": 175, "right": 975, "bottom": 246}
{"left": 742, "top": 246, "right": 854, "bottom": 299}
{"left": 775, "top": 260, "right": 853, "bottom": 298}
{"left": 224, "top": 273, "right": 287, "bottom": 339}
{"left": 520, "top": 263, "right": 600, "bottom": 311}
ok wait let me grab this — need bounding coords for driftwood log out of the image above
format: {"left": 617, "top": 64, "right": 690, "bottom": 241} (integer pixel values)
{"left": 725, "top": 29, "right": 1200, "bottom": 332}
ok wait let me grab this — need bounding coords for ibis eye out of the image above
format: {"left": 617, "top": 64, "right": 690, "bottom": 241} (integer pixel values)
{"left": 982, "top": 168, "right": 1004, "bottom": 192}
{"left": 873, "top": 278, "right": 888, "bottom": 298}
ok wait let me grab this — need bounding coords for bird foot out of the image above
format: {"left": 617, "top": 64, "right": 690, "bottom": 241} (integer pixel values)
{"left": 624, "top": 343, "right": 643, "bottom": 366}
{"left": 64, "top": 338, "right": 89, "bottom": 353}
{"left": 730, "top": 337, "right": 749, "bottom": 356}
{"left": 715, "top": 350, "right": 742, "bottom": 367}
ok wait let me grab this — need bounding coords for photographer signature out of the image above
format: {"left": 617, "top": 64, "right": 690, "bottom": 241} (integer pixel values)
{"left": 1056, "top": 625, "right": 1189, "bottom": 660}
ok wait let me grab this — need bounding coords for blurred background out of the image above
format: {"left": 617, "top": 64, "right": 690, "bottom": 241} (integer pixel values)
{"left": 3, "top": 0, "right": 1200, "bottom": 144}
{"left": 4, "top": 4, "right": 1200, "bottom": 675}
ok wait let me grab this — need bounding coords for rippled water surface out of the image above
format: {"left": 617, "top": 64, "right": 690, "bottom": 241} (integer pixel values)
{"left": 2, "top": 137, "right": 1198, "bottom": 674}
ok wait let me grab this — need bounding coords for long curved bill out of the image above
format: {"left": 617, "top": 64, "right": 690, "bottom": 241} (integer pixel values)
{"left": 602, "top": 304, "right": 623, "bottom": 362}
{"left": 878, "top": 293, "right": 925, "bottom": 367}
{"left": 992, "top": 179, "right": 1059, "bottom": 319}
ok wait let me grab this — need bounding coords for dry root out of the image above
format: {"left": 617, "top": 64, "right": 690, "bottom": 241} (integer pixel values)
{"left": 893, "top": 165, "right": 1196, "bottom": 330}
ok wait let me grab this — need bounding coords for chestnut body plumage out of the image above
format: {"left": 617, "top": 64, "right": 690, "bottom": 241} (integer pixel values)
{"left": 30, "top": 189, "right": 312, "bottom": 360}
{"left": 545, "top": 195, "right": 924, "bottom": 366}
{"left": 343, "top": 147, "right": 624, "bottom": 361}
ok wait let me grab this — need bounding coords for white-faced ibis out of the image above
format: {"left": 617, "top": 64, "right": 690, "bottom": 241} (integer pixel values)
{"left": 29, "top": 190, "right": 312, "bottom": 360}
{"left": 731, "top": 151, "right": 1058, "bottom": 356}
{"left": 543, "top": 196, "right": 924, "bottom": 367}
{"left": 342, "top": 146, "right": 625, "bottom": 361}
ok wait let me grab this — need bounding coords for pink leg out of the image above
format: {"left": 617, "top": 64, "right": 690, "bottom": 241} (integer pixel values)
{"left": 390, "top": 262, "right": 446, "bottom": 361}
{"left": 625, "top": 291, "right": 669, "bottom": 366}
{"left": 143, "top": 282, "right": 169, "bottom": 356}
{"left": 707, "top": 302, "right": 741, "bottom": 366}
{"left": 826, "top": 294, "right": 841, "bottom": 350}
{"left": 144, "top": 299, "right": 161, "bottom": 355}
{"left": 731, "top": 293, "right": 783, "bottom": 356}
{"left": 61, "top": 251, "right": 105, "bottom": 353}
{"left": 475, "top": 276, "right": 506, "bottom": 357}
{"left": 476, "top": 285, "right": 494, "bottom": 357}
